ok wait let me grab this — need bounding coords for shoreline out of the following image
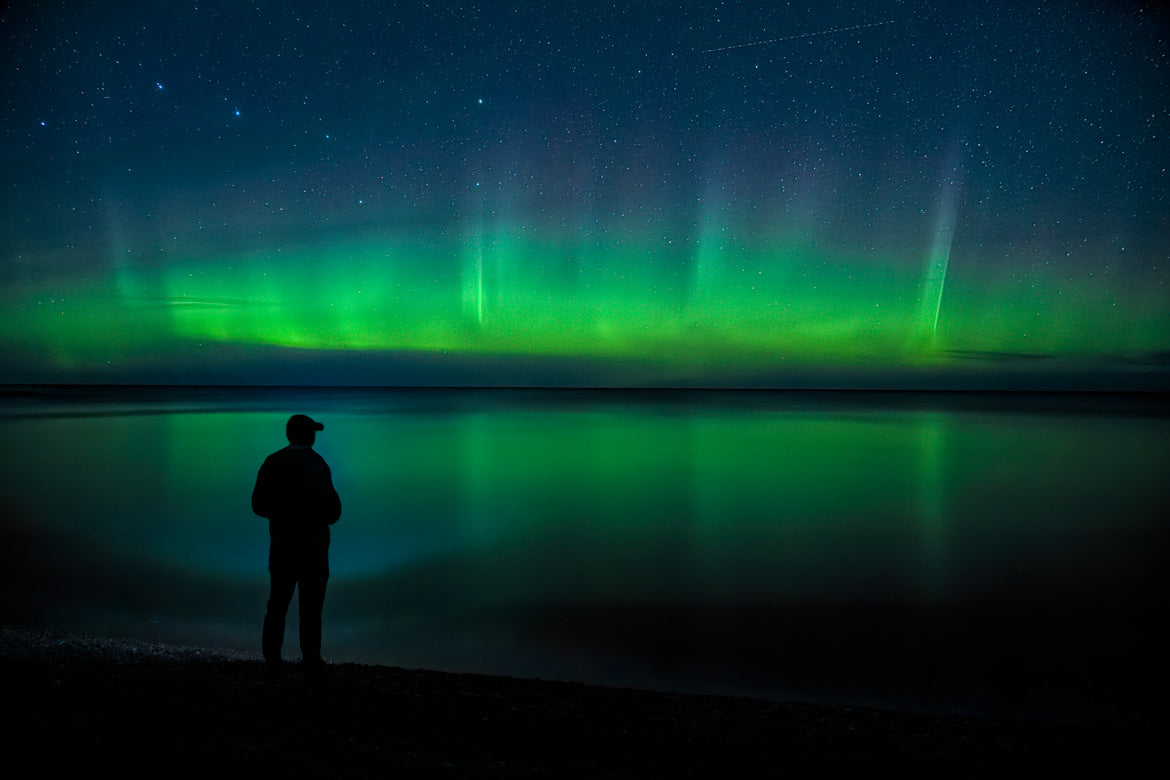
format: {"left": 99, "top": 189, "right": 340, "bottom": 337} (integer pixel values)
{"left": 3, "top": 626, "right": 1159, "bottom": 776}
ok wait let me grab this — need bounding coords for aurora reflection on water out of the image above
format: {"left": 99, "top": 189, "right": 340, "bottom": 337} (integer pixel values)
{"left": 2, "top": 388, "right": 1166, "bottom": 717}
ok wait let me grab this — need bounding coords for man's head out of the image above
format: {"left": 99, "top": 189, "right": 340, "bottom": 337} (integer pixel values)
{"left": 286, "top": 414, "right": 324, "bottom": 446}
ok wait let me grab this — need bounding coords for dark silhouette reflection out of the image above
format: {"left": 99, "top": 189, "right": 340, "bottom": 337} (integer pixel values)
{"left": 252, "top": 414, "right": 341, "bottom": 670}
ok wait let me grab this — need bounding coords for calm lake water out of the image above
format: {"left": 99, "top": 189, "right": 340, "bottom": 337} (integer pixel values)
{"left": 2, "top": 387, "right": 1166, "bottom": 719}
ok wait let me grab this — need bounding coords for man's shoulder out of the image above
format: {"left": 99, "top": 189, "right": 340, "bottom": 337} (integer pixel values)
{"left": 307, "top": 449, "right": 331, "bottom": 471}
{"left": 264, "top": 446, "right": 329, "bottom": 467}
{"left": 261, "top": 446, "right": 297, "bottom": 467}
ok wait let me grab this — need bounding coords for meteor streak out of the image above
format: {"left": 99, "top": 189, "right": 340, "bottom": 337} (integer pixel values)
{"left": 700, "top": 19, "right": 897, "bottom": 55}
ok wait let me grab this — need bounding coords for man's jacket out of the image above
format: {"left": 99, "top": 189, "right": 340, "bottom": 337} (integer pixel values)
{"left": 252, "top": 446, "right": 341, "bottom": 561}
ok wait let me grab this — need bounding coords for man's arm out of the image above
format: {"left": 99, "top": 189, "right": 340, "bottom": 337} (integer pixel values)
{"left": 321, "top": 463, "right": 341, "bottom": 525}
{"left": 252, "top": 458, "right": 272, "bottom": 518}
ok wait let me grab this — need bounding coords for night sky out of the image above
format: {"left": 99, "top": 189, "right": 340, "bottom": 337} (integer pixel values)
{"left": 2, "top": 1, "right": 1167, "bottom": 387}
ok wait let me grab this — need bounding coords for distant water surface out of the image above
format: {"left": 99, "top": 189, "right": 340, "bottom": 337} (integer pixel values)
{"left": 1, "top": 387, "right": 1166, "bottom": 719}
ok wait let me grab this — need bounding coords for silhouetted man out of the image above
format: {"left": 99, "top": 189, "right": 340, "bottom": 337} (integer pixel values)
{"left": 252, "top": 414, "right": 341, "bottom": 669}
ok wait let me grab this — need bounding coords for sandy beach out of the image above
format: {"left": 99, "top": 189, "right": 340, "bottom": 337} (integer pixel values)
{"left": 2, "top": 625, "right": 1159, "bottom": 777}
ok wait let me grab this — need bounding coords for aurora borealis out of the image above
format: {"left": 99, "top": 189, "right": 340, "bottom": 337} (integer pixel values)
{"left": 2, "top": 1, "right": 1168, "bottom": 386}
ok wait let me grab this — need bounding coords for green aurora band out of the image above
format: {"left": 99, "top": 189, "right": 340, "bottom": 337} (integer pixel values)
{"left": 4, "top": 221, "right": 1165, "bottom": 385}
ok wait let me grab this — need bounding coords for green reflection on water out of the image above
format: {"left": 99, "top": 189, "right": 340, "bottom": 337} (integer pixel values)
{"left": 3, "top": 395, "right": 1165, "bottom": 608}
{"left": 3, "top": 391, "right": 1166, "bottom": 717}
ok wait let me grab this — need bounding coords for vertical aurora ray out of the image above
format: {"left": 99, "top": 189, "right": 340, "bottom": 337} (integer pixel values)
{"left": 462, "top": 232, "right": 486, "bottom": 330}
{"left": 462, "top": 172, "right": 494, "bottom": 332}
{"left": 690, "top": 169, "right": 731, "bottom": 309}
{"left": 918, "top": 148, "right": 963, "bottom": 352}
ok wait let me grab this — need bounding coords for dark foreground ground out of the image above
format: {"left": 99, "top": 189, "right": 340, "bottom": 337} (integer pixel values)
{"left": 2, "top": 627, "right": 1161, "bottom": 778}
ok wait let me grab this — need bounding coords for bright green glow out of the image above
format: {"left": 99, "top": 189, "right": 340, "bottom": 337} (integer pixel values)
{"left": 2, "top": 227, "right": 1167, "bottom": 380}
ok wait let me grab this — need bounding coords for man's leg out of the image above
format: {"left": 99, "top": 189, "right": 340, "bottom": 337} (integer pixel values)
{"left": 298, "top": 568, "right": 329, "bottom": 664}
{"left": 263, "top": 567, "right": 297, "bottom": 663}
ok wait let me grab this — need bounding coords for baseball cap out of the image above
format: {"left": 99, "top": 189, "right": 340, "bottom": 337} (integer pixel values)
{"left": 286, "top": 414, "right": 325, "bottom": 436}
